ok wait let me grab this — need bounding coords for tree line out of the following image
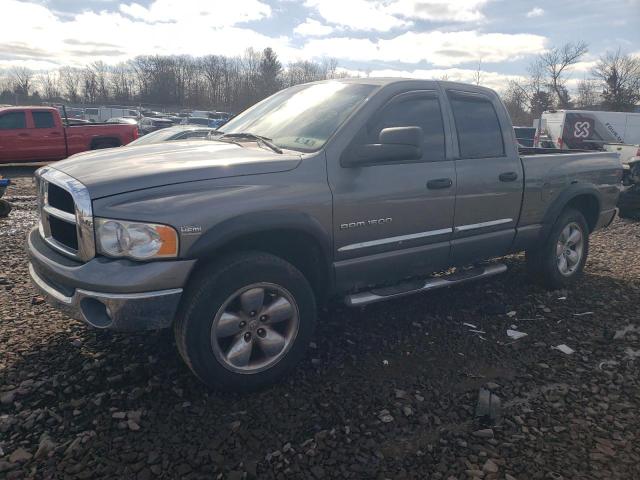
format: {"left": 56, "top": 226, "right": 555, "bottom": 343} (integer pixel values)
{"left": 0, "top": 48, "right": 345, "bottom": 112}
{"left": 502, "top": 44, "right": 640, "bottom": 126}
{"left": 1, "top": 44, "right": 638, "bottom": 121}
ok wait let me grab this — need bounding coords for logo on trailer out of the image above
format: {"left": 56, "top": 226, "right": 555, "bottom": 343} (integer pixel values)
{"left": 574, "top": 121, "right": 591, "bottom": 138}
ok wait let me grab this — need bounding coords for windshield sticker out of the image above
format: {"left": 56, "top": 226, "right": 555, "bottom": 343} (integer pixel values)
{"left": 294, "top": 137, "right": 316, "bottom": 147}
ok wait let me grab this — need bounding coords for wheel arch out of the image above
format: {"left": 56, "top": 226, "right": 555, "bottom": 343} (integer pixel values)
{"left": 186, "top": 212, "right": 334, "bottom": 303}
{"left": 541, "top": 185, "right": 601, "bottom": 239}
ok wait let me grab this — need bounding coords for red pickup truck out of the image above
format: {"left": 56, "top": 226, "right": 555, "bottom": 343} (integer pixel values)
{"left": 0, "top": 106, "right": 138, "bottom": 164}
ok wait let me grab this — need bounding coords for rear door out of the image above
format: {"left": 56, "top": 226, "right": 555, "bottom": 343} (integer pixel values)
{"left": 0, "top": 110, "right": 31, "bottom": 162}
{"left": 329, "top": 90, "right": 457, "bottom": 290}
{"left": 445, "top": 90, "right": 523, "bottom": 266}
{"left": 28, "top": 110, "right": 66, "bottom": 161}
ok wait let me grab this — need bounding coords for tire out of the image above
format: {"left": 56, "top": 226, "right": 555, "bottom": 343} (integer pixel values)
{"left": 174, "top": 251, "right": 316, "bottom": 391}
{"left": 526, "top": 208, "right": 589, "bottom": 289}
{"left": 0, "top": 199, "right": 11, "bottom": 217}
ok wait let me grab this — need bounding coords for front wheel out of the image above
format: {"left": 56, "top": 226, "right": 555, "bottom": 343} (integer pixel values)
{"left": 174, "top": 252, "right": 316, "bottom": 391}
{"left": 526, "top": 208, "right": 589, "bottom": 289}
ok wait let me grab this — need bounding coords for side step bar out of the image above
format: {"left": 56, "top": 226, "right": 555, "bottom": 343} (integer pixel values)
{"left": 344, "top": 263, "right": 507, "bottom": 307}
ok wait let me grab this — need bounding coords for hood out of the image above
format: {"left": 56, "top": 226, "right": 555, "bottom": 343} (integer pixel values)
{"left": 53, "top": 140, "right": 302, "bottom": 198}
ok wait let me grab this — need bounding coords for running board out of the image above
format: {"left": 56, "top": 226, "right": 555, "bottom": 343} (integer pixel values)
{"left": 344, "top": 263, "right": 507, "bottom": 307}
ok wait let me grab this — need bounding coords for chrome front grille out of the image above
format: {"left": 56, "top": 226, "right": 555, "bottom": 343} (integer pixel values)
{"left": 36, "top": 167, "right": 95, "bottom": 262}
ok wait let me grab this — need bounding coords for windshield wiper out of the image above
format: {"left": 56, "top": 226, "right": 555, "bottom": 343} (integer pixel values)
{"left": 214, "top": 132, "right": 283, "bottom": 154}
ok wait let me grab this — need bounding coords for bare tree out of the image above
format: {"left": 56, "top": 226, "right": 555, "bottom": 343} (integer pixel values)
{"left": 538, "top": 41, "right": 588, "bottom": 108}
{"left": 510, "top": 61, "right": 554, "bottom": 119}
{"left": 472, "top": 60, "right": 483, "bottom": 86}
{"left": 14, "top": 49, "right": 345, "bottom": 111}
{"left": 39, "top": 71, "right": 60, "bottom": 101}
{"left": 575, "top": 78, "right": 601, "bottom": 108}
{"left": 11, "top": 67, "right": 33, "bottom": 96}
{"left": 91, "top": 61, "right": 110, "bottom": 103}
{"left": 110, "top": 62, "right": 135, "bottom": 103}
{"left": 593, "top": 49, "right": 640, "bottom": 111}
{"left": 502, "top": 81, "right": 532, "bottom": 126}
{"left": 59, "top": 67, "right": 82, "bottom": 104}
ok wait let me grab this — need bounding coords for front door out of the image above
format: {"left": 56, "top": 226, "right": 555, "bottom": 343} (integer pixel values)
{"left": 445, "top": 89, "right": 523, "bottom": 265}
{"left": 328, "top": 90, "right": 457, "bottom": 291}
{"left": 0, "top": 110, "right": 32, "bottom": 162}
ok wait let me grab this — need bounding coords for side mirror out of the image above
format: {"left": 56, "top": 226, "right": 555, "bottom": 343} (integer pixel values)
{"left": 344, "top": 126, "right": 423, "bottom": 166}
{"left": 379, "top": 126, "right": 422, "bottom": 147}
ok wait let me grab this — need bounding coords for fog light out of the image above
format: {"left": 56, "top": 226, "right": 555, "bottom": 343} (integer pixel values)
{"left": 80, "top": 298, "right": 113, "bottom": 329}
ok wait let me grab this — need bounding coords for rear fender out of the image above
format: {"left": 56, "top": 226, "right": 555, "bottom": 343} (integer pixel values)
{"left": 540, "top": 184, "right": 601, "bottom": 239}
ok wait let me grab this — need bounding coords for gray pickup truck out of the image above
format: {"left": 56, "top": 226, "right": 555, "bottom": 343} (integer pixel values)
{"left": 27, "top": 79, "right": 622, "bottom": 390}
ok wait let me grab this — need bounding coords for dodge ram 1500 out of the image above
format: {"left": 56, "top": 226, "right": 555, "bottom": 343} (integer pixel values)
{"left": 27, "top": 79, "right": 622, "bottom": 390}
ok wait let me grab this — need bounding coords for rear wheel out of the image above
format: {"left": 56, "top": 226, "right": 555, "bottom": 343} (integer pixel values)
{"left": 526, "top": 208, "right": 589, "bottom": 289}
{"left": 174, "top": 252, "right": 316, "bottom": 391}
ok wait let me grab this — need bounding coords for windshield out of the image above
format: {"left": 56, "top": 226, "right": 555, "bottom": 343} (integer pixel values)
{"left": 128, "top": 127, "right": 183, "bottom": 146}
{"left": 219, "top": 82, "right": 376, "bottom": 152}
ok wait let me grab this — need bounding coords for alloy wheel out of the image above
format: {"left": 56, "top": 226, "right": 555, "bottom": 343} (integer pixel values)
{"left": 210, "top": 283, "right": 300, "bottom": 374}
{"left": 556, "top": 222, "right": 584, "bottom": 276}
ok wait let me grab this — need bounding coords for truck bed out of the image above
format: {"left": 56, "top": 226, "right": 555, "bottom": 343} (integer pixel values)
{"left": 518, "top": 150, "right": 621, "bottom": 226}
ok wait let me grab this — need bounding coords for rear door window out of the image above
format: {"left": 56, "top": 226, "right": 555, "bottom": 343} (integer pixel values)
{"left": 33, "top": 111, "right": 55, "bottom": 128}
{"left": 448, "top": 92, "right": 505, "bottom": 158}
{"left": 0, "top": 112, "right": 27, "bottom": 129}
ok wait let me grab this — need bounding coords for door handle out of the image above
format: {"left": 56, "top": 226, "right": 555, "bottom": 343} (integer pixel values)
{"left": 17, "top": 133, "right": 29, "bottom": 137}
{"left": 427, "top": 178, "right": 453, "bottom": 189}
{"left": 499, "top": 172, "right": 518, "bottom": 182}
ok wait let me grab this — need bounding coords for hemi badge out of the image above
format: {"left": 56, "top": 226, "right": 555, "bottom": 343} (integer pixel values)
{"left": 180, "top": 225, "right": 202, "bottom": 235}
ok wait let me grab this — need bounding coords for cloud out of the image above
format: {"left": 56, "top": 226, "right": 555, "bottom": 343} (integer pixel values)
{"left": 390, "top": 0, "right": 490, "bottom": 23}
{"left": 0, "top": 0, "right": 295, "bottom": 68}
{"left": 571, "top": 60, "right": 598, "bottom": 72}
{"left": 526, "top": 7, "right": 544, "bottom": 18}
{"left": 294, "top": 19, "right": 334, "bottom": 37}
{"left": 303, "top": 0, "right": 409, "bottom": 31}
{"left": 304, "top": 30, "right": 547, "bottom": 67}
{"left": 303, "top": 0, "right": 490, "bottom": 31}
{"left": 0, "top": 0, "right": 545, "bottom": 74}
{"left": 119, "top": 0, "right": 272, "bottom": 25}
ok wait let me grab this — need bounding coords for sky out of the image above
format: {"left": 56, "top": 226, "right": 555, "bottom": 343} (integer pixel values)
{"left": 0, "top": 0, "right": 639, "bottom": 90}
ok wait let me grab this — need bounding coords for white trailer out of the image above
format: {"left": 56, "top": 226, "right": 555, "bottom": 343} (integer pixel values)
{"left": 538, "top": 110, "right": 640, "bottom": 162}
{"left": 84, "top": 107, "right": 140, "bottom": 122}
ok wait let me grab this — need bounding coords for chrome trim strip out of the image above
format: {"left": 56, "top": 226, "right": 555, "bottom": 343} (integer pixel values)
{"left": 454, "top": 218, "right": 513, "bottom": 232}
{"left": 43, "top": 204, "right": 76, "bottom": 224}
{"left": 45, "top": 235, "right": 81, "bottom": 258}
{"left": 338, "top": 227, "right": 453, "bottom": 252}
{"left": 36, "top": 167, "right": 95, "bottom": 262}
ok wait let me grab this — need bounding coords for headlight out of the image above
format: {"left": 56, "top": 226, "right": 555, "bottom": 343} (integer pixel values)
{"left": 96, "top": 218, "right": 178, "bottom": 260}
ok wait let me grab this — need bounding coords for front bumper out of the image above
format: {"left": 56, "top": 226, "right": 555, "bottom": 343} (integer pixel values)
{"left": 27, "top": 227, "right": 196, "bottom": 330}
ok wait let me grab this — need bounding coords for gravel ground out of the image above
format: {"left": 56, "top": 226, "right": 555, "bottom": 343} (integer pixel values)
{"left": 1, "top": 177, "right": 639, "bottom": 480}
